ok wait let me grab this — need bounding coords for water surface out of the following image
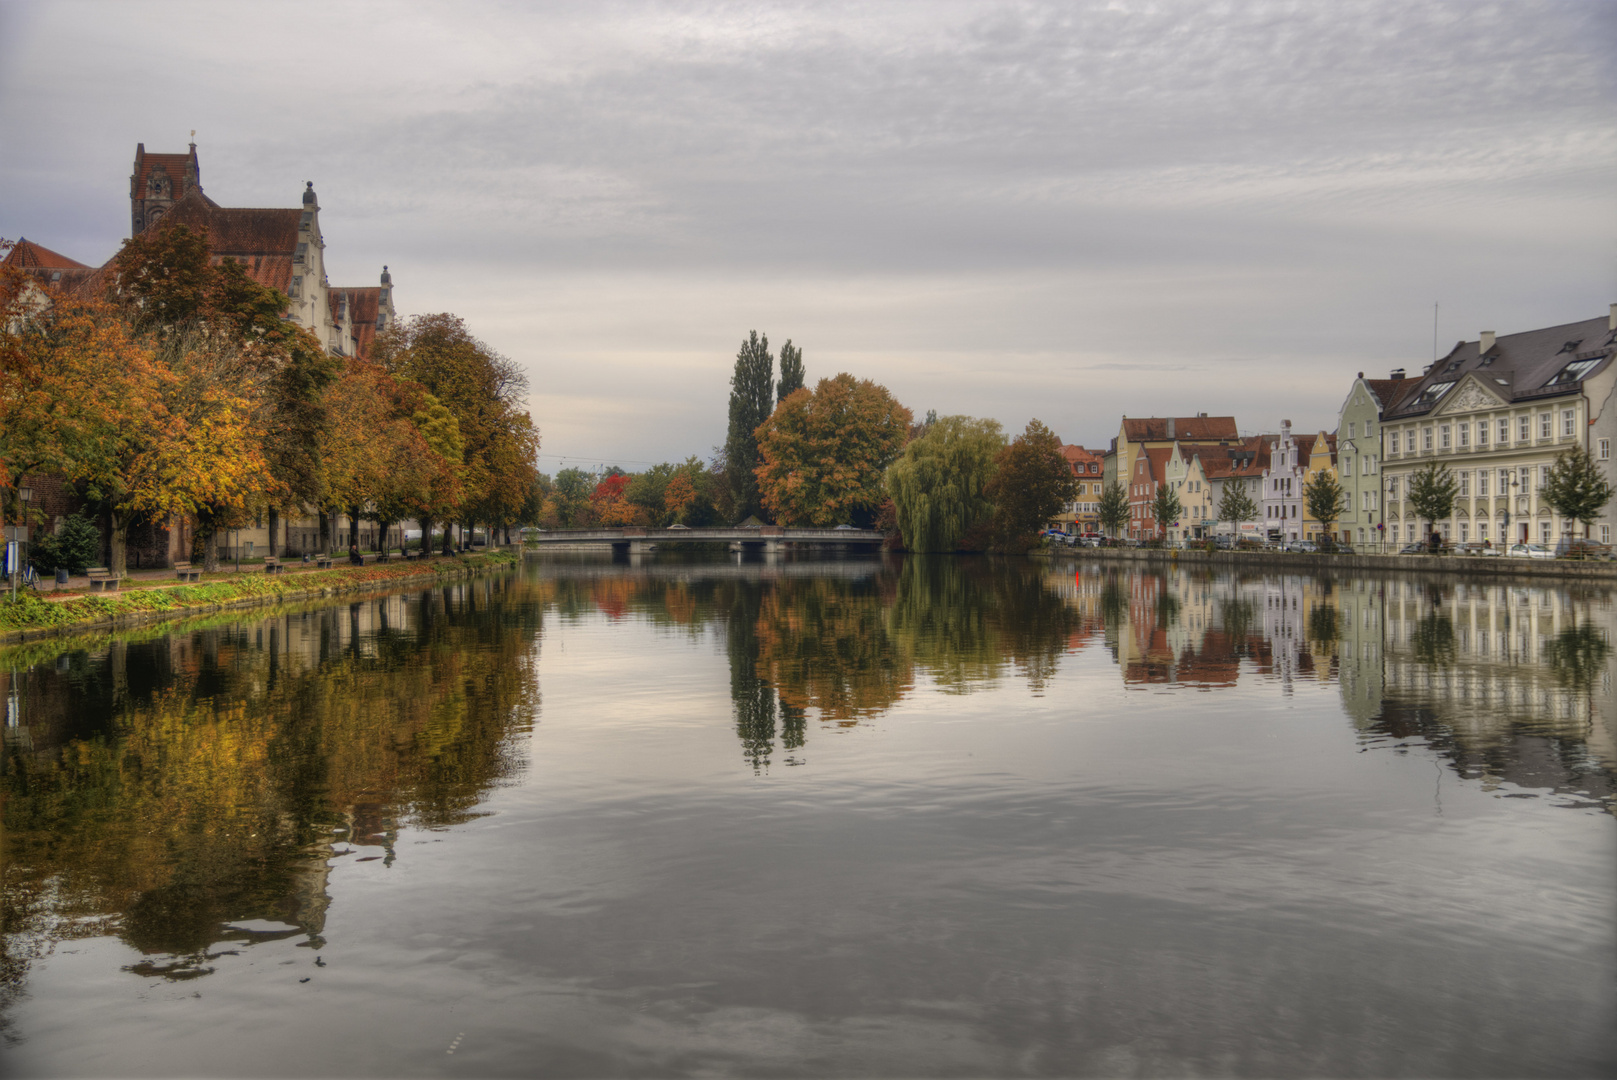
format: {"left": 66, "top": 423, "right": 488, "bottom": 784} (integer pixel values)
{"left": 3, "top": 555, "right": 1614, "bottom": 1077}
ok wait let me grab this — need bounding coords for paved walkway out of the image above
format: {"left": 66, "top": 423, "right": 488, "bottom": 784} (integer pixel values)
{"left": 26, "top": 552, "right": 473, "bottom": 601}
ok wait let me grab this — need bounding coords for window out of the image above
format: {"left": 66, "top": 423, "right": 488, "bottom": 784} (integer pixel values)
{"left": 1552, "top": 358, "right": 1600, "bottom": 383}
{"left": 1540, "top": 521, "right": 1551, "bottom": 544}
{"left": 1388, "top": 476, "right": 1399, "bottom": 498}
{"left": 1424, "top": 428, "right": 1434, "bottom": 451}
{"left": 295, "top": 242, "right": 308, "bottom": 263}
{"left": 1389, "top": 431, "right": 1400, "bottom": 454}
{"left": 1497, "top": 418, "right": 1508, "bottom": 445}
{"left": 1540, "top": 465, "right": 1550, "bottom": 489}
{"left": 1478, "top": 473, "right": 1488, "bottom": 498}
{"left": 1458, "top": 423, "right": 1469, "bottom": 448}
{"left": 1562, "top": 410, "right": 1575, "bottom": 436}
{"left": 1600, "top": 439, "right": 1611, "bottom": 460}
{"left": 1519, "top": 416, "right": 1530, "bottom": 442}
{"left": 1440, "top": 425, "right": 1451, "bottom": 449}
{"left": 1347, "top": 422, "right": 1356, "bottom": 439}
{"left": 1520, "top": 466, "right": 1531, "bottom": 491}
{"left": 1540, "top": 413, "right": 1551, "bottom": 439}
{"left": 1366, "top": 455, "right": 1376, "bottom": 474}
{"left": 1603, "top": 525, "right": 1612, "bottom": 545}
{"left": 1459, "top": 472, "right": 1470, "bottom": 497}
{"left": 1500, "top": 468, "right": 1511, "bottom": 493}
{"left": 1478, "top": 522, "right": 1489, "bottom": 542}
{"left": 1460, "top": 523, "right": 1469, "bottom": 543}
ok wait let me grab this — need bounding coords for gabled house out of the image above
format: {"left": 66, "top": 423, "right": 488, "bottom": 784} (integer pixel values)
{"left": 1335, "top": 373, "right": 1418, "bottom": 549}
{"left": 1261, "top": 420, "right": 1305, "bottom": 542}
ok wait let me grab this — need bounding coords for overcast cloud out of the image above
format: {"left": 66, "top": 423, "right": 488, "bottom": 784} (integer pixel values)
{"left": 3, "top": 0, "right": 1613, "bottom": 470}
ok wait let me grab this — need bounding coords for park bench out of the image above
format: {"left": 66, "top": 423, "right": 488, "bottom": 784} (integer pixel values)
{"left": 263, "top": 556, "right": 286, "bottom": 575}
{"left": 314, "top": 555, "right": 333, "bottom": 569}
{"left": 86, "top": 568, "right": 119, "bottom": 592}
{"left": 173, "top": 561, "right": 202, "bottom": 582}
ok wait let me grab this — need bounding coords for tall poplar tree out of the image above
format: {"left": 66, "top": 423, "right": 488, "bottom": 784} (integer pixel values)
{"left": 777, "top": 339, "right": 805, "bottom": 404}
{"left": 724, "top": 331, "right": 774, "bottom": 521}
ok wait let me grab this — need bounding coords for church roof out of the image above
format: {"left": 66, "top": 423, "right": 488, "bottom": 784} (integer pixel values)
{"left": 156, "top": 189, "right": 300, "bottom": 292}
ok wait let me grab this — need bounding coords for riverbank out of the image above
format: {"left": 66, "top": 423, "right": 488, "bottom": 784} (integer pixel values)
{"left": 1040, "top": 544, "right": 1617, "bottom": 581}
{"left": 0, "top": 550, "right": 519, "bottom": 645}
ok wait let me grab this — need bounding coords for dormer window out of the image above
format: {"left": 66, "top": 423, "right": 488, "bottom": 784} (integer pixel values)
{"left": 1416, "top": 381, "right": 1456, "bottom": 407}
{"left": 294, "top": 243, "right": 307, "bottom": 263}
{"left": 1551, "top": 358, "right": 1601, "bottom": 384}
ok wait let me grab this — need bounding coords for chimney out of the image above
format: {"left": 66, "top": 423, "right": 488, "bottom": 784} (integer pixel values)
{"left": 1166, "top": 418, "right": 1175, "bottom": 439}
{"left": 1390, "top": 368, "right": 1405, "bottom": 380}
{"left": 1480, "top": 330, "right": 1496, "bottom": 353}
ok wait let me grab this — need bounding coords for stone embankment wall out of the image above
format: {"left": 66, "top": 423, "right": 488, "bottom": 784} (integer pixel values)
{"left": 1042, "top": 546, "right": 1617, "bottom": 582}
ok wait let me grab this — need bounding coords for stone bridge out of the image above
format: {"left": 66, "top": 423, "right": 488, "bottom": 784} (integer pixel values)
{"left": 524, "top": 525, "right": 885, "bottom": 555}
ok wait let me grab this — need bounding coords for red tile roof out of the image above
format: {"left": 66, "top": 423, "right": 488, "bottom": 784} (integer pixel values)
{"left": 1122, "top": 416, "right": 1239, "bottom": 442}
{"left": 4, "top": 238, "right": 91, "bottom": 270}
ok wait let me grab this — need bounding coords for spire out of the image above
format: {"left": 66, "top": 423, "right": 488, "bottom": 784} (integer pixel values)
{"left": 303, "top": 181, "right": 318, "bottom": 208}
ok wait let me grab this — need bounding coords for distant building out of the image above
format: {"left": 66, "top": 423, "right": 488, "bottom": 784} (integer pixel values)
{"left": 1334, "top": 374, "right": 1417, "bottom": 549}
{"left": 1261, "top": 420, "right": 1305, "bottom": 542}
{"left": 1052, "top": 445, "right": 1105, "bottom": 533}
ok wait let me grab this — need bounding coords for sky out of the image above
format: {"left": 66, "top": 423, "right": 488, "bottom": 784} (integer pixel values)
{"left": 3, "top": 0, "right": 1614, "bottom": 473}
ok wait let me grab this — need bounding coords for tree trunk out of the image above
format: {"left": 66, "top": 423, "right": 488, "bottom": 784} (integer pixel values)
{"left": 419, "top": 515, "right": 433, "bottom": 558}
{"left": 109, "top": 508, "right": 131, "bottom": 577}
{"left": 200, "top": 523, "right": 220, "bottom": 572}
{"left": 349, "top": 505, "right": 362, "bottom": 550}
{"left": 318, "top": 510, "right": 331, "bottom": 555}
{"left": 441, "top": 522, "right": 454, "bottom": 556}
{"left": 268, "top": 507, "right": 281, "bottom": 558}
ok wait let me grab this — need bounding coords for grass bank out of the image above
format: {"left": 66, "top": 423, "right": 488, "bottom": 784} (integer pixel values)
{"left": 0, "top": 551, "right": 518, "bottom": 644}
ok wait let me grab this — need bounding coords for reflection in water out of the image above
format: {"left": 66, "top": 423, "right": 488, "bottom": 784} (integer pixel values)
{"left": 2, "top": 554, "right": 1615, "bottom": 1071}
{"left": 1, "top": 578, "right": 541, "bottom": 1016}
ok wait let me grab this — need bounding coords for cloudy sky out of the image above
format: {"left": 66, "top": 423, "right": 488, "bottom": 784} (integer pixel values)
{"left": 3, "top": 1, "right": 1613, "bottom": 472}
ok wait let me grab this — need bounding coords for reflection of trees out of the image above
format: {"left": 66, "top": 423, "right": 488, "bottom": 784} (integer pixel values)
{"left": 2, "top": 580, "right": 540, "bottom": 1004}
{"left": 1220, "top": 598, "right": 1258, "bottom": 650}
{"left": 888, "top": 556, "right": 1086, "bottom": 694}
{"left": 1544, "top": 623, "right": 1613, "bottom": 692}
{"left": 1411, "top": 612, "right": 1456, "bottom": 667}
{"left": 1308, "top": 604, "right": 1340, "bottom": 648}
{"left": 754, "top": 577, "right": 912, "bottom": 723}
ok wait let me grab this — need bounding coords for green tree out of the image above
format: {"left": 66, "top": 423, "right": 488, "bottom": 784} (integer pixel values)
{"left": 1217, "top": 480, "right": 1258, "bottom": 538}
{"left": 552, "top": 467, "right": 595, "bottom": 527}
{"left": 777, "top": 339, "right": 805, "bottom": 404}
{"left": 28, "top": 511, "right": 102, "bottom": 575}
{"left": 1407, "top": 461, "right": 1458, "bottom": 549}
{"left": 724, "top": 330, "right": 774, "bottom": 521}
{"left": 1304, "top": 468, "right": 1348, "bottom": 549}
{"left": 1149, "top": 482, "right": 1182, "bottom": 541}
{"left": 983, "top": 419, "right": 1078, "bottom": 551}
{"left": 1541, "top": 444, "right": 1614, "bottom": 544}
{"left": 1097, "top": 480, "right": 1129, "bottom": 538}
{"left": 755, "top": 373, "right": 912, "bottom": 527}
{"left": 885, "top": 415, "right": 1006, "bottom": 551}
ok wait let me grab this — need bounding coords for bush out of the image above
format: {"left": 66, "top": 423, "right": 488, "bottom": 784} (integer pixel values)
{"left": 28, "top": 512, "right": 102, "bottom": 574}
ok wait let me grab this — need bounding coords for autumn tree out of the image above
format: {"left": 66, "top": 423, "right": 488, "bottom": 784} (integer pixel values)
{"left": 983, "top": 420, "right": 1077, "bottom": 551}
{"left": 551, "top": 467, "right": 595, "bottom": 527}
{"left": 755, "top": 373, "right": 913, "bottom": 527}
{"left": 372, "top": 313, "right": 538, "bottom": 550}
{"left": 885, "top": 415, "right": 1005, "bottom": 552}
{"left": 724, "top": 331, "right": 774, "bottom": 521}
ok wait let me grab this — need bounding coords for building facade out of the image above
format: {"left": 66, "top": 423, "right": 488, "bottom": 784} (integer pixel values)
{"left": 1380, "top": 313, "right": 1617, "bottom": 549}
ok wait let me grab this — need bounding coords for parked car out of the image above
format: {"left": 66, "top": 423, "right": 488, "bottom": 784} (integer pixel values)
{"left": 1333, "top": 543, "right": 1356, "bottom": 555}
{"left": 1554, "top": 537, "right": 1612, "bottom": 559}
{"left": 1398, "top": 542, "right": 1428, "bottom": 555}
{"left": 834, "top": 524, "right": 857, "bottom": 531}
{"left": 667, "top": 524, "right": 690, "bottom": 530}
{"left": 1507, "top": 543, "right": 1554, "bottom": 559}
{"left": 1282, "top": 539, "right": 1318, "bottom": 553}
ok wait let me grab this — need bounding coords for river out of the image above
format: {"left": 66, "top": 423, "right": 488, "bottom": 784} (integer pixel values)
{"left": 2, "top": 553, "right": 1614, "bottom": 1077}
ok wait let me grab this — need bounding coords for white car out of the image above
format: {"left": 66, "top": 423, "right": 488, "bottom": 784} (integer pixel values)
{"left": 1507, "top": 543, "right": 1554, "bottom": 559}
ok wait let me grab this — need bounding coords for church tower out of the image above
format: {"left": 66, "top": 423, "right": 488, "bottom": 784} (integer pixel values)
{"left": 130, "top": 139, "right": 203, "bottom": 236}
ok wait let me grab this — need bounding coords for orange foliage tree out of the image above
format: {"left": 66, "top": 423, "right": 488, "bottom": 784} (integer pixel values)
{"left": 754, "top": 373, "right": 912, "bottom": 527}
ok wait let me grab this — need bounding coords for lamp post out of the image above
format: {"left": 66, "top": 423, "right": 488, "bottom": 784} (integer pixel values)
{"left": 1503, "top": 475, "right": 1519, "bottom": 545}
